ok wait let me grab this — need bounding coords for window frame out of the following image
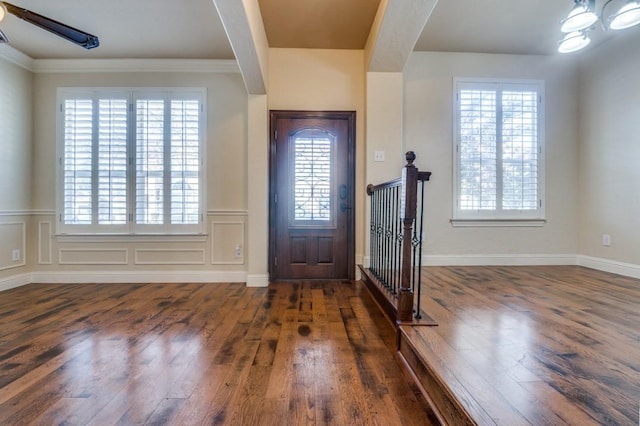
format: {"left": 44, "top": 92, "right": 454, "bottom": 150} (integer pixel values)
{"left": 56, "top": 87, "right": 206, "bottom": 235}
{"left": 452, "top": 78, "right": 545, "bottom": 224}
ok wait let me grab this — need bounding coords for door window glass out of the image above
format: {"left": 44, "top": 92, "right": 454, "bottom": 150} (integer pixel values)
{"left": 293, "top": 133, "right": 333, "bottom": 222}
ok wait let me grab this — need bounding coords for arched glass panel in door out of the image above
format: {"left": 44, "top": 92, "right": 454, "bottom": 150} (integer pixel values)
{"left": 291, "top": 129, "right": 335, "bottom": 226}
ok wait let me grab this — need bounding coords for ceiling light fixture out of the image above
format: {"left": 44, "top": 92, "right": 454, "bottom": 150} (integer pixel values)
{"left": 558, "top": 0, "right": 640, "bottom": 53}
{"left": 0, "top": 3, "right": 7, "bottom": 22}
{"left": 558, "top": 31, "right": 592, "bottom": 52}
{"left": 609, "top": 0, "right": 640, "bottom": 28}
{"left": 561, "top": 1, "right": 599, "bottom": 32}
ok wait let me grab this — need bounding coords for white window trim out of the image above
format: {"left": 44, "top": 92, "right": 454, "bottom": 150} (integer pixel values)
{"left": 56, "top": 87, "right": 207, "bottom": 235}
{"left": 452, "top": 77, "right": 545, "bottom": 225}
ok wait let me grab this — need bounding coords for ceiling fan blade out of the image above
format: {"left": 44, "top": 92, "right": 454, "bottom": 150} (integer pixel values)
{"left": 2, "top": 2, "right": 99, "bottom": 49}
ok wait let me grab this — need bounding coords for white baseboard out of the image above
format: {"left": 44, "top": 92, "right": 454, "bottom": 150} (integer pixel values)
{"left": 30, "top": 270, "right": 248, "bottom": 284}
{"left": 2, "top": 255, "right": 638, "bottom": 292}
{"left": 366, "top": 253, "right": 640, "bottom": 279}
{"left": 0, "top": 272, "right": 32, "bottom": 292}
{"left": 246, "top": 274, "right": 269, "bottom": 287}
{"left": 0, "top": 270, "right": 249, "bottom": 291}
{"left": 1, "top": 269, "right": 256, "bottom": 292}
{"left": 422, "top": 254, "right": 577, "bottom": 266}
{"left": 577, "top": 255, "right": 640, "bottom": 279}
{"left": 362, "top": 254, "right": 575, "bottom": 268}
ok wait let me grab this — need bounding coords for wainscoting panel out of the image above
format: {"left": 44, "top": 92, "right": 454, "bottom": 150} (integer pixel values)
{"left": 211, "top": 221, "right": 245, "bottom": 265}
{"left": 134, "top": 249, "right": 206, "bottom": 265}
{"left": 0, "top": 222, "right": 26, "bottom": 271}
{"left": 38, "top": 221, "right": 52, "bottom": 265}
{"left": 59, "top": 249, "right": 129, "bottom": 265}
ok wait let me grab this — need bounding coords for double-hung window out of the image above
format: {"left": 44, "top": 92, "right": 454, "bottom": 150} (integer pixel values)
{"left": 57, "top": 88, "right": 205, "bottom": 234}
{"left": 453, "top": 79, "right": 544, "bottom": 223}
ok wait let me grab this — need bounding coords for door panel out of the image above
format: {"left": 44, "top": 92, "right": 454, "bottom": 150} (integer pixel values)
{"left": 269, "top": 111, "right": 355, "bottom": 280}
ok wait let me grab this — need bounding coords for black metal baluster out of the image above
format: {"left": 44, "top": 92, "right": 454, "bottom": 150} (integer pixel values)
{"left": 376, "top": 189, "right": 381, "bottom": 282}
{"left": 380, "top": 190, "right": 387, "bottom": 287}
{"left": 413, "top": 180, "right": 426, "bottom": 319}
{"left": 371, "top": 190, "right": 377, "bottom": 277}
{"left": 364, "top": 154, "right": 432, "bottom": 325}
{"left": 392, "top": 186, "right": 398, "bottom": 295}
{"left": 384, "top": 187, "right": 392, "bottom": 290}
{"left": 369, "top": 191, "right": 375, "bottom": 276}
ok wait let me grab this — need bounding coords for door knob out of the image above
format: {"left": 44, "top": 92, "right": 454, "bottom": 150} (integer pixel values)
{"left": 339, "top": 184, "right": 348, "bottom": 199}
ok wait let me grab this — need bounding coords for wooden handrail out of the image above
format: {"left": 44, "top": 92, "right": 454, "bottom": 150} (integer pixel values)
{"left": 365, "top": 172, "right": 430, "bottom": 196}
{"left": 366, "top": 177, "right": 402, "bottom": 194}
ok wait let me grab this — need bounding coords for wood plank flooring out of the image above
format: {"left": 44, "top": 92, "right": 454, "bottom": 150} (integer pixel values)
{"left": 399, "top": 266, "right": 640, "bottom": 425}
{"left": 0, "top": 280, "right": 437, "bottom": 425}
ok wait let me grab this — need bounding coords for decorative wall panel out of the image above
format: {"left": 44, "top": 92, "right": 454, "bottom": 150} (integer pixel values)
{"left": 0, "top": 222, "right": 26, "bottom": 271}
{"left": 134, "top": 249, "right": 205, "bottom": 265}
{"left": 211, "top": 221, "right": 245, "bottom": 265}
{"left": 38, "top": 221, "right": 52, "bottom": 265}
{"left": 59, "top": 249, "right": 128, "bottom": 265}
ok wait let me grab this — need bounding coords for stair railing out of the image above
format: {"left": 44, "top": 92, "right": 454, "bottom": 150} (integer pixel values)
{"left": 361, "top": 151, "right": 431, "bottom": 323}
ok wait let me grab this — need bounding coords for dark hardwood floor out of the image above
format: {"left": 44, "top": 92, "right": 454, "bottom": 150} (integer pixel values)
{"left": 0, "top": 280, "right": 436, "bottom": 425}
{"left": 399, "top": 266, "right": 640, "bottom": 425}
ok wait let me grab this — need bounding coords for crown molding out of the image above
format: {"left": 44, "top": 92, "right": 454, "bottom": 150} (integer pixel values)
{"left": 0, "top": 46, "right": 241, "bottom": 73}
{"left": 0, "top": 45, "right": 34, "bottom": 71}
{"left": 32, "top": 58, "right": 240, "bottom": 73}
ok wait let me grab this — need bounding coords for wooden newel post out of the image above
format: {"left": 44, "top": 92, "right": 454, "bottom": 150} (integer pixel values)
{"left": 398, "top": 151, "right": 418, "bottom": 322}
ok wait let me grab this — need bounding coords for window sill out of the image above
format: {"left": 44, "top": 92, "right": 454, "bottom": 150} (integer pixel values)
{"left": 450, "top": 219, "right": 546, "bottom": 228}
{"left": 55, "top": 233, "right": 209, "bottom": 243}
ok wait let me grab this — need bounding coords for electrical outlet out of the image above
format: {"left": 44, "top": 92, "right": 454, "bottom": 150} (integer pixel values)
{"left": 602, "top": 234, "right": 611, "bottom": 247}
{"left": 234, "top": 245, "right": 242, "bottom": 258}
{"left": 12, "top": 249, "right": 20, "bottom": 261}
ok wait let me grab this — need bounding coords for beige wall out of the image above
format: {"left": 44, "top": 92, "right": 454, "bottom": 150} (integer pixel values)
{"left": 268, "top": 48, "right": 367, "bottom": 266}
{"left": 578, "top": 32, "right": 640, "bottom": 266}
{"left": 24, "top": 70, "right": 250, "bottom": 277}
{"left": 403, "top": 52, "right": 580, "bottom": 260}
{"left": 32, "top": 72, "right": 247, "bottom": 212}
{"left": 2, "top": 41, "right": 639, "bottom": 288}
{"left": 0, "top": 58, "right": 32, "bottom": 210}
{"left": 0, "top": 57, "right": 32, "bottom": 284}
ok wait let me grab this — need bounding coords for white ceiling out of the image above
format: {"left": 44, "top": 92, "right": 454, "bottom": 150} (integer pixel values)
{"left": 416, "top": 0, "right": 571, "bottom": 55}
{"left": 0, "top": 0, "right": 637, "bottom": 60}
{"left": 0, "top": 0, "right": 235, "bottom": 59}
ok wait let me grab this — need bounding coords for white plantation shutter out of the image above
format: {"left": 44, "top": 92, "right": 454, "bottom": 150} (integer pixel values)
{"left": 63, "top": 99, "right": 93, "bottom": 225}
{"left": 458, "top": 89, "right": 497, "bottom": 210}
{"left": 136, "top": 99, "right": 165, "bottom": 225}
{"left": 98, "top": 99, "right": 128, "bottom": 224}
{"left": 58, "top": 89, "right": 204, "bottom": 234}
{"left": 454, "top": 79, "right": 544, "bottom": 221}
{"left": 501, "top": 91, "right": 538, "bottom": 210}
{"left": 170, "top": 100, "right": 200, "bottom": 224}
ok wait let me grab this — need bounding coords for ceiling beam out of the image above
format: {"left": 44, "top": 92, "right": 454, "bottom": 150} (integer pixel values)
{"left": 365, "top": 0, "right": 439, "bottom": 72}
{"left": 213, "top": 0, "right": 268, "bottom": 94}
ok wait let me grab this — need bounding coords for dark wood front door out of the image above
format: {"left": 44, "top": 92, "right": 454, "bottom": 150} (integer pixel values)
{"left": 269, "top": 110, "right": 355, "bottom": 280}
